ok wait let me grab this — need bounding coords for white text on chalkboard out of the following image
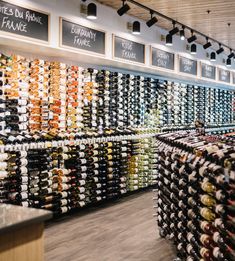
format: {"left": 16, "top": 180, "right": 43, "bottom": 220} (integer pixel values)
{"left": 156, "top": 51, "right": 169, "bottom": 67}
{"left": 182, "top": 58, "right": 193, "bottom": 72}
{"left": 71, "top": 25, "right": 96, "bottom": 48}
{"left": 121, "top": 40, "right": 136, "bottom": 60}
{"left": 0, "top": 5, "right": 44, "bottom": 33}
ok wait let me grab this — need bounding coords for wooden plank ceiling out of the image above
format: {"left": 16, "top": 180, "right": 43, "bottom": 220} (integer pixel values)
{"left": 97, "top": 0, "right": 235, "bottom": 51}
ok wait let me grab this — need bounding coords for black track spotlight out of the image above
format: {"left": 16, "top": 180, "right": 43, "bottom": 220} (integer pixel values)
{"left": 169, "top": 21, "right": 179, "bottom": 36}
{"left": 146, "top": 11, "right": 158, "bottom": 27}
{"left": 165, "top": 33, "right": 173, "bottom": 46}
{"left": 216, "top": 44, "right": 224, "bottom": 54}
{"left": 228, "top": 50, "right": 235, "bottom": 59}
{"left": 87, "top": 3, "right": 97, "bottom": 20}
{"left": 190, "top": 43, "right": 197, "bottom": 54}
{"left": 226, "top": 57, "right": 232, "bottom": 67}
{"left": 117, "top": 0, "right": 130, "bottom": 16}
{"left": 210, "top": 52, "right": 216, "bottom": 61}
{"left": 188, "top": 30, "right": 197, "bottom": 43}
{"left": 180, "top": 26, "right": 185, "bottom": 40}
{"left": 203, "top": 37, "right": 212, "bottom": 49}
{"left": 132, "top": 21, "right": 140, "bottom": 35}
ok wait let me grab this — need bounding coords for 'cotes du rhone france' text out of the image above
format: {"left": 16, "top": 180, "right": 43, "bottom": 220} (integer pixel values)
{"left": 71, "top": 24, "right": 96, "bottom": 47}
{"left": 0, "top": 5, "right": 43, "bottom": 32}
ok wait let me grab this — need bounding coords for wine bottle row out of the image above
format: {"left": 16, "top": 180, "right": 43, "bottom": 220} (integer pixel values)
{"left": 154, "top": 131, "right": 235, "bottom": 260}
{"left": 0, "top": 135, "right": 158, "bottom": 215}
{"left": 0, "top": 53, "right": 235, "bottom": 142}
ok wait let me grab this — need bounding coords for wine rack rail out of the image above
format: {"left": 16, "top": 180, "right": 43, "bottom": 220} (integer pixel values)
{"left": 0, "top": 132, "right": 159, "bottom": 152}
{"left": 0, "top": 134, "right": 159, "bottom": 216}
{"left": 154, "top": 132, "right": 235, "bottom": 260}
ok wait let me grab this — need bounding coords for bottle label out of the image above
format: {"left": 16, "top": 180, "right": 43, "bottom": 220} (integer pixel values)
{"left": 81, "top": 166, "right": 87, "bottom": 172}
{"left": 79, "top": 187, "right": 85, "bottom": 193}
{"left": 79, "top": 194, "right": 85, "bottom": 200}
{"left": 21, "top": 192, "right": 28, "bottom": 200}
{"left": 61, "top": 206, "right": 68, "bottom": 213}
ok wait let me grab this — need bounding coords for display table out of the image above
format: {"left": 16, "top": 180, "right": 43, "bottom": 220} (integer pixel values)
{"left": 0, "top": 204, "right": 52, "bottom": 261}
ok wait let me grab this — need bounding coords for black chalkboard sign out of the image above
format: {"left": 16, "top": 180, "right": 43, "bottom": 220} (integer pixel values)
{"left": 218, "top": 68, "right": 230, "bottom": 83}
{"left": 201, "top": 63, "right": 216, "bottom": 80}
{"left": 0, "top": 0, "right": 49, "bottom": 42}
{"left": 61, "top": 18, "right": 105, "bottom": 55}
{"left": 114, "top": 35, "right": 145, "bottom": 64}
{"left": 179, "top": 56, "right": 197, "bottom": 75}
{"left": 151, "top": 47, "right": 174, "bottom": 70}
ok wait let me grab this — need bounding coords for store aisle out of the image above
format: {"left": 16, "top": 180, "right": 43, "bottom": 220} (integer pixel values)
{"left": 45, "top": 191, "right": 176, "bottom": 261}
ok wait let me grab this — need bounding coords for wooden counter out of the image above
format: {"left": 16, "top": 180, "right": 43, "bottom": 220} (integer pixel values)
{"left": 0, "top": 204, "right": 52, "bottom": 261}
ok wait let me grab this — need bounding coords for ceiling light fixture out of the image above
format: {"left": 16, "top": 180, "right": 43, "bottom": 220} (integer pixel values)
{"left": 226, "top": 57, "right": 232, "bottom": 67}
{"left": 166, "top": 34, "right": 173, "bottom": 46}
{"left": 169, "top": 21, "right": 179, "bottom": 36}
{"left": 188, "top": 30, "right": 197, "bottom": 43}
{"left": 116, "top": 0, "right": 233, "bottom": 56}
{"left": 146, "top": 11, "right": 158, "bottom": 27}
{"left": 132, "top": 21, "right": 140, "bottom": 34}
{"left": 190, "top": 43, "right": 197, "bottom": 54}
{"left": 87, "top": 3, "right": 97, "bottom": 19}
{"left": 180, "top": 26, "right": 185, "bottom": 40}
{"left": 216, "top": 44, "right": 224, "bottom": 54}
{"left": 203, "top": 37, "right": 212, "bottom": 49}
{"left": 210, "top": 52, "right": 216, "bottom": 61}
{"left": 117, "top": 0, "right": 130, "bottom": 16}
{"left": 228, "top": 49, "right": 235, "bottom": 59}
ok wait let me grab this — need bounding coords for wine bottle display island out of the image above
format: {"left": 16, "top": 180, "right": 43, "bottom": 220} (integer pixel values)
{"left": 154, "top": 131, "right": 235, "bottom": 260}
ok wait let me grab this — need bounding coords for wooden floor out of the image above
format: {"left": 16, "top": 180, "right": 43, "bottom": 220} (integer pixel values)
{"left": 45, "top": 191, "right": 176, "bottom": 261}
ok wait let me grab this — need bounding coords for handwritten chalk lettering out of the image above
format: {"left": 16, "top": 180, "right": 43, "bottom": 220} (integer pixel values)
{"left": 15, "top": 9, "right": 23, "bottom": 19}
{"left": 157, "top": 51, "right": 170, "bottom": 61}
{"left": 122, "top": 50, "right": 136, "bottom": 59}
{"left": 0, "top": 6, "right": 13, "bottom": 16}
{"left": 183, "top": 64, "right": 192, "bottom": 72}
{"left": 0, "top": 0, "right": 48, "bottom": 41}
{"left": 205, "top": 65, "right": 212, "bottom": 72}
{"left": 121, "top": 40, "right": 133, "bottom": 51}
{"left": 74, "top": 35, "right": 91, "bottom": 47}
{"left": 221, "top": 70, "right": 228, "bottom": 77}
{"left": 62, "top": 19, "right": 105, "bottom": 54}
{"left": 156, "top": 58, "right": 167, "bottom": 67}
{"left": 25, "top": 11, "right": 42, "bottom": 25}
{"left": 114, "top": 36, "right": 144, "bottom": 63}
{"left": 182, "top": 59, "right": 193, "bottom": 66}
{"left": 205, "top": 71, "right": 212, "bottom": 77}
{"left": 71, "top": 25, "right": 96, "bottom": 41}
{"left": 1, "top": 16, "right": 27, "bottom": 32}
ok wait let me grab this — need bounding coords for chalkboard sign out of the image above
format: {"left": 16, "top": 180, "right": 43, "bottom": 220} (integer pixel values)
{"left": 233, "top": 73, "right": 235, "bottom": 84}
{"left": 201, "top": 63, "right": 216, "bottom": 80}
{"left": 113, "top": 35, "right": 145, "bottom": 64}
{"left": 0, "top": 0, "right": 49, "bottom": 42}
{"left": 218, "top": 68, "right": 230, "bottom": 83}
{"left": 61, "top": 18, "right": 105, "bottom": 55}
{"left": 179, "top": 56, "right": 197, "bottom": 75}
{"left": 151, "top": 47, "right": 174, "bottom": 70}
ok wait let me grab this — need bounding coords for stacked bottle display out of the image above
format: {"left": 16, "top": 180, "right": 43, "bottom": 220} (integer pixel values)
{"left": 0, "top": 137, "right": 157, "bottom": 215}
{"left": 154, "top": 131, "right": 235, "bottom": 260}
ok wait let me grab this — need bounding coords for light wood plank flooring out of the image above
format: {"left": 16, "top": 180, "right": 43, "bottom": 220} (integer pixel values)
{"left": 45, "top": 191, "right": 176, "bottom": 261}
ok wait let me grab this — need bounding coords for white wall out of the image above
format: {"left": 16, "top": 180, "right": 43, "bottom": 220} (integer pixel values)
{"left": 0, "top": 0, "right": 234, "bottom": 89}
